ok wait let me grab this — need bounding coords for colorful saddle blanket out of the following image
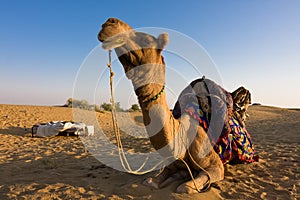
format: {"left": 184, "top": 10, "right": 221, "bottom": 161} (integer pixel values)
{"left": 185, "top": 101, "right": 258, "bottom": 164}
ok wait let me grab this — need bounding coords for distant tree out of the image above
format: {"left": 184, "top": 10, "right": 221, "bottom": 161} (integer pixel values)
{"left": 94, "top": 104, "right": 102, "bottom": 112}
{"left": 100, "top": 102, "right": 123, "bottom": 112}
{"left": 65, "top": 98, "right": 102, "bottom": 112}
{"left": 65, "top": 98, "right": 125, "bottom": 113}
{"left": 66, "top": 98, "right": 73, "bottom": 107}
{"left": 101, "top": 103, "right": 112, "bottom": 111}
{"left": 79, "top": 100, "right": 89, "bottom": 110}
{"left": 115, "top": 102, "right": 124, "bottom": 112}
{"left": 130, "top": 104, "right": 140, "bottom": 111}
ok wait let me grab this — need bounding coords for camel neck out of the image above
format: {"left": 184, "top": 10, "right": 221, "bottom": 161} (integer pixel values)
{"left": 135, "top": 84, "right": 165, "bottom": 108}
{"left": 134, "top": 83, "right": 180, "bottom": 151}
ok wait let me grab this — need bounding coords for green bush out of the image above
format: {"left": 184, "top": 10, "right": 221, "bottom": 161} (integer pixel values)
{"left": 100, "top": 102, "right": 124, "bottom": 112}
{"left": 65, "top": 98, "right": 125, "bottom": 112}
{"left": 130, "top": 104, "right": 140, "bottom": 111}
{"left": 100, "top": 103, "right": 112, "bottom": 111}
{"left": 65, "top": 98, "right": 103, "bottom": 112}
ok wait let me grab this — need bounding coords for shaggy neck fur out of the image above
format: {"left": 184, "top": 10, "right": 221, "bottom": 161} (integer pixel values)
{"left": 136, "top": 83, "right": 180, "bottom": 152}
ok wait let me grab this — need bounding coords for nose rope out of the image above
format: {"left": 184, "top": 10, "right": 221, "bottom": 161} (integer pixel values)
{"left": 107, "top": 50, "right": 170, "bottom": 175}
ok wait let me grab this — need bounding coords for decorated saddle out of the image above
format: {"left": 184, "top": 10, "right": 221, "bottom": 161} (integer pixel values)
{"left": 173, "top": 77, "right": 258, "bottom": 164}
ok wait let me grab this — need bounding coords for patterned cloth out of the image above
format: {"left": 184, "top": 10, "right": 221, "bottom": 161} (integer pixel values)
{"left": 185, "top": 101, "right": 209, "bottom": 131}
{"left": 173, "top": 78, "right": 258, "bottom": 164}
{"left": 215, "top": 117, "right": 258, "bottom": 164}
{"left": 184, "top": 101, "right": 258, "bottom": 164}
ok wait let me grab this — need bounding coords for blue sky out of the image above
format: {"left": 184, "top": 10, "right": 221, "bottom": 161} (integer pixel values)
{"left": 0, "top": 0, "right": 299, "bottom": 108}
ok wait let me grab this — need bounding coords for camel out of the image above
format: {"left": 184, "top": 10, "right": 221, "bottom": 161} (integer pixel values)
{"left": 97, "top": 18, "right": 254, "bottom": 193}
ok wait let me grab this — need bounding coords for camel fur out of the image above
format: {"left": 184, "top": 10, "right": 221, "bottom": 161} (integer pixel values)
{"left": 98, "top": 18, "right": 226, "bottom": 194}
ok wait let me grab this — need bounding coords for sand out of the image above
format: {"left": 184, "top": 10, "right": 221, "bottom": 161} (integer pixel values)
{"left": 0, "top": 104, "right": 299, "bottom": 199}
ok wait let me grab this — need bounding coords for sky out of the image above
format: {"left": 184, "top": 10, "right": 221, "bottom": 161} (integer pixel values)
{"left": 0, "top": 0, "right": 299, "bottom": 108}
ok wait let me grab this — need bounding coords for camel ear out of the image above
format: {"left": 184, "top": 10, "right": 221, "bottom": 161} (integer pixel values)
{"left": 157, "top": 33, "right": 169, "bottom": 50}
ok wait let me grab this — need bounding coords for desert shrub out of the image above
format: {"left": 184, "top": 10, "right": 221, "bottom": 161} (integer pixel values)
{"left": 130, "top": 104, "right": 140, "bottom": 111}
{"left": 94, "top": 105, "right": 102, "bottom": 112}
{"left": 101, "top": 103, "right": 112, "bottom": 111}
{"left": 65, "top": 98, "right": 103, "bottom": 112}
{"left": 100, "top": 102, "right": 124, "bottom": 112}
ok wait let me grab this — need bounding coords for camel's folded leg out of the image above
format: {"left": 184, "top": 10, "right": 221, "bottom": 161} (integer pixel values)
{"left": 159, "top": 169, "right": 197, "bottom": 188}
{"left": 143, "top": 166, "right": 176, "bottom": 189}
{"left": 143, "top": 160, "right": 183, "bottom": 189}
{"left": 176, "top": 163, "right": 224, "bottom": 194}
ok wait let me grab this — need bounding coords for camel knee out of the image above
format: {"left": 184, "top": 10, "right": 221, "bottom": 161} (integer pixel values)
{"left": 208, "top": 163, "right": 224, "bottom": 182}
{"left": 176, "top": 173, "right": 210, "bottom": 194}
{"left": 176, "top": 163, "right": 224, "bottom": 194}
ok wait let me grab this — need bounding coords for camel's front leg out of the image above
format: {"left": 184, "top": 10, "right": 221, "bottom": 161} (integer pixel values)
{"left": 143, "top": 165, "right": 176, "bottom": 189}
{"left": 176, "top": 163, "right": 224, "bottom": 194}
{"left": 143, "top": 160, "right": 183, "bottom": 189}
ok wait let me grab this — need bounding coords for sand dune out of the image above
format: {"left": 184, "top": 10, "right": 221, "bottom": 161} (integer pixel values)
{"left": 0, "top": 104, "right": 299, "bottom": 199}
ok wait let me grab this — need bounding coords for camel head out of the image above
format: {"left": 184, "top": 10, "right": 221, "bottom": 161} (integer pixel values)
{"left": 98, "top": 18, "right": 133, "bottom": 50}
{"left": 98, "top": 18, "right": 169, "bottom": 89}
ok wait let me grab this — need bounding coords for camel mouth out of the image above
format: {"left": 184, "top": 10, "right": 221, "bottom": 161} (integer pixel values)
{"left": 98, "top": 37, "right": 104, "bottom": 42}
{"left": 101, "top": 37, "right": 127, "bottom": 50}
{"left": 99, "top": 32, "right": 130, "bottom": 50}
{"left": 97, "top": 31, "right": 107, "bottom": 42}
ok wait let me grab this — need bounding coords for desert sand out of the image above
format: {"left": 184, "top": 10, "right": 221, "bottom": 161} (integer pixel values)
{"left": 0, "top": 104, "right": 299, "bottom": 199}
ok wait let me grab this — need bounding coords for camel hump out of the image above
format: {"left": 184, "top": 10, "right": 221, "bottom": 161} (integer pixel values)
{"left": 172, "top": 78, "right": 233, "bottom": 119}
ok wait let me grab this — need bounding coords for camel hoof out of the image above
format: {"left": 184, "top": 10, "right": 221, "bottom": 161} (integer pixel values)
{"left": 142, "top": 177, "right": 159, "bottom": 189}
{"left": 176, "top": 185, "right": 197, "bottom": 194}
